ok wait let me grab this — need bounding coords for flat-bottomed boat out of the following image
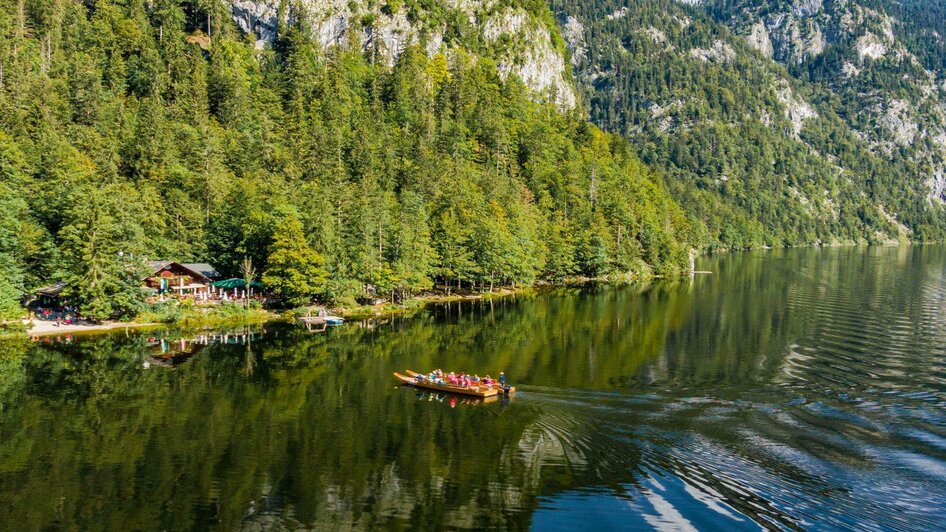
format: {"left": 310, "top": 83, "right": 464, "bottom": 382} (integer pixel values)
{"left": 394, "top": 370, "right": 515, "bottom": 397}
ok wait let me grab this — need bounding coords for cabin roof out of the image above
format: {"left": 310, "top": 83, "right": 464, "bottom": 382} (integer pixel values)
{"left": 34, "top": 281, "right": 68, "bottom": 297}
{"left": 180, "top": 263, "right": 222, "bottom": 280}
{"left": 146, "top": 260, "right": 175, "bottom": 273}
{"left": 145, "top": 261, "right": 221, "bottom": 283}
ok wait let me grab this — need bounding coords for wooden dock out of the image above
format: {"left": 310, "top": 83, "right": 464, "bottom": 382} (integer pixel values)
{"left": 298, "top": 307, "right": 344, "bottom": 326}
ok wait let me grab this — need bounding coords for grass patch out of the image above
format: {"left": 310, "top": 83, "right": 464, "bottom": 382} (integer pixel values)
{"left": 137, "top": 300, "right": 273, "bottom": 327}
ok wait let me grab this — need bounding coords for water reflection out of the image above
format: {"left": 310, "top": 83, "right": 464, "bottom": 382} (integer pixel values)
{"left": 142, "top": 329, "right": 262, "bottom": 368}
{"left": 402, "top": 388, "right": 508, "bottom": 407}
{"left": 0, "top": 246, "right": 945, "bottom": 529}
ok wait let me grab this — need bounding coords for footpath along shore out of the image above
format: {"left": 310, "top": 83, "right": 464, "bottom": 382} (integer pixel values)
{"left": 26, "top": 319, "right": 160, "bottom": 337}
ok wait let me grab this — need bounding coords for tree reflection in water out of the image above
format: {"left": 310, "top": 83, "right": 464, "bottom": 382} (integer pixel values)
{"left": 2, "top": 246, "right": 946, "bottom": 529}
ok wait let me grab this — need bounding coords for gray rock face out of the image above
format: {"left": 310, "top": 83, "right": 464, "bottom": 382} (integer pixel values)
{"left": 928, "top": 170, "right": 946, "bottom": 203}
{"left": 746, "top": 22, "right": 773, "bottom": 58}
{"left": 228, "top": 0, "right": 577, "bottom": 108}
{"left": 735, "top": 0, "right": 889, "bottom": 65}
{"left": 762, "top": 10, "right": 827, "bottom": 65}
{"left": 792, "top": 0, "right": 823, "bottom": 19}
{"left": 231, "top": 0, "right": 281, "bottom": 46}
{"left": 560, "top": 15, "right": 586, "bottom": 67}
{"left": 689, "top": 40, "right": 736, "bottom": 63}
{"left": 776, "top": 82, "right": 817, "bottom": 138}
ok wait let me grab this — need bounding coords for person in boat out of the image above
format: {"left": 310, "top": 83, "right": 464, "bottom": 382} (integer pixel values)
{"left": 473, "top": 374, "right": 481, "bottom": 384}
{"left": 499, "top": 372, "right": 506, "bottom": 386}
{"left": 483, "top": 375, "right": 493, "bottom": 385}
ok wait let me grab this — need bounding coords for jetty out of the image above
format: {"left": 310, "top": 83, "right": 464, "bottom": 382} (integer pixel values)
{"left": 298, "top": 307, "right": 344, "bottom": 326}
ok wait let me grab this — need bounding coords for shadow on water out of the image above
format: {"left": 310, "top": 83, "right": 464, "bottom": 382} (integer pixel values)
{"left": 0, "top": 246, "right": 945, "bottom": 529}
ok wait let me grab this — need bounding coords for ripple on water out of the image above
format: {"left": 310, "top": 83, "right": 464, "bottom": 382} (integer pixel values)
{"left": 521, "top": 377, "right": 946, "bottom": 531}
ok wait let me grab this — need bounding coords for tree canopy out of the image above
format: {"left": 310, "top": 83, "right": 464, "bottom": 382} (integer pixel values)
{"left": 0, "top": 0, "right": 692, "bottom": 317}
{"left": 263, "top": 216, "right": 329, "bottom": 307}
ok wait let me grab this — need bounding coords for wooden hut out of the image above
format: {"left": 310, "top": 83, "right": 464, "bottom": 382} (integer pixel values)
{"left": 28, "top": 281, "right": 69, "bottom": 309}
{"left": 144, "top": 261, "right": 222, "bottom": 297}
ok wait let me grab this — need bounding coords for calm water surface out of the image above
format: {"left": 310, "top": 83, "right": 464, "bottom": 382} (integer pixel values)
{"left": 2, "top": 246, "right": 946, "bottom": 530}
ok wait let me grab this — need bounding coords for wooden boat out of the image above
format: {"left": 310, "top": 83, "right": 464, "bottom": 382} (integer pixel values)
{"left": 404, "top": 370, "right": 512, "bottom": 394}
{"left": 394, "top": 370, "right": 515, "bottom": 398}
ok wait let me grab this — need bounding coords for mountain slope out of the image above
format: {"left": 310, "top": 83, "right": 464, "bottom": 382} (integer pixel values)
{"left": 552, "top": 0, "right": 946, "bottom": 249}
{"left": 705, "top": 0, "right": 946, "bottom": 198}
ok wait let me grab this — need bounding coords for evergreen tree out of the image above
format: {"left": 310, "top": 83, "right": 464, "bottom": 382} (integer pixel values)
{"left": 59, "top": 186, "right": 147, "bottom": 320}
{"left": 262, "top": 216, "right": 329, "bottom": 307}
{"left": 391, "top": 191, "right": 437, "bottom": 298}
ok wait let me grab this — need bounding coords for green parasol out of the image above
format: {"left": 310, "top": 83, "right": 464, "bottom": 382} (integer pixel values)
{"left": 211, "top": 278, "right": 264, "bottom": 289}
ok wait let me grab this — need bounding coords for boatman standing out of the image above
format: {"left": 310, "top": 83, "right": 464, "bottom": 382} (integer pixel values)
{"left": 499, "top": 372, "right": 506, "bottom": 386}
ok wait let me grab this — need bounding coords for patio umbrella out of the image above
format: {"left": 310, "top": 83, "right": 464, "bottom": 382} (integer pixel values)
{"left": 211, "top": 278, "right": 263, "bottom": 290}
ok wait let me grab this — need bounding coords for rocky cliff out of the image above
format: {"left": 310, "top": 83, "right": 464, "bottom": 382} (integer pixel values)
{"left": 229, "top": 0, "right": 577, "bottom": 108}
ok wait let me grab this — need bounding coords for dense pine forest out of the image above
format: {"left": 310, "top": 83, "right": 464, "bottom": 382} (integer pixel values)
{"left": 0, "top": 0, "right": 692, "bottom": 321}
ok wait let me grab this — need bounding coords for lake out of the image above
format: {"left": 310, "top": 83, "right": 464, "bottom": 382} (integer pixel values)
{"left": 2, "top": 246, "right": 946, "bottom": 530}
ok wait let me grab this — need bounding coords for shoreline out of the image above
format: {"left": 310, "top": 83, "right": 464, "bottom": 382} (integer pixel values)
{"left": 17, "top": 310, "right": 283, "bottom": 339}
{"left": 334, "top": 287, "right": 536, "bottom": 320}
{"left": 11, "top": 242, "right": 910, "bottom": 341}
{"left": 15, "top": 286, "right": 558, "bottom": 340}
{"left": 13, "top": 263, "right": 735, "bottom": 340}
{"left": 26, "top": 320, "right": 163, "bottom": 338}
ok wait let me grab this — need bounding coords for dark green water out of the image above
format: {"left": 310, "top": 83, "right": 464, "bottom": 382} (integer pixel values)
{"left": 2, "top": 246, "right": 946, "bottom": 530}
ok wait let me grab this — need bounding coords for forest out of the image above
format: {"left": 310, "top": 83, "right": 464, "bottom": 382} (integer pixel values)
{"left": 0, "top": 0, "right": 692, "bottom": 321}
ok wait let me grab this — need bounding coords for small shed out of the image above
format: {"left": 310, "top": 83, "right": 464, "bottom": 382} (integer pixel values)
{"left": 28, "top": 282, "right": 69, "bottom": 309}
